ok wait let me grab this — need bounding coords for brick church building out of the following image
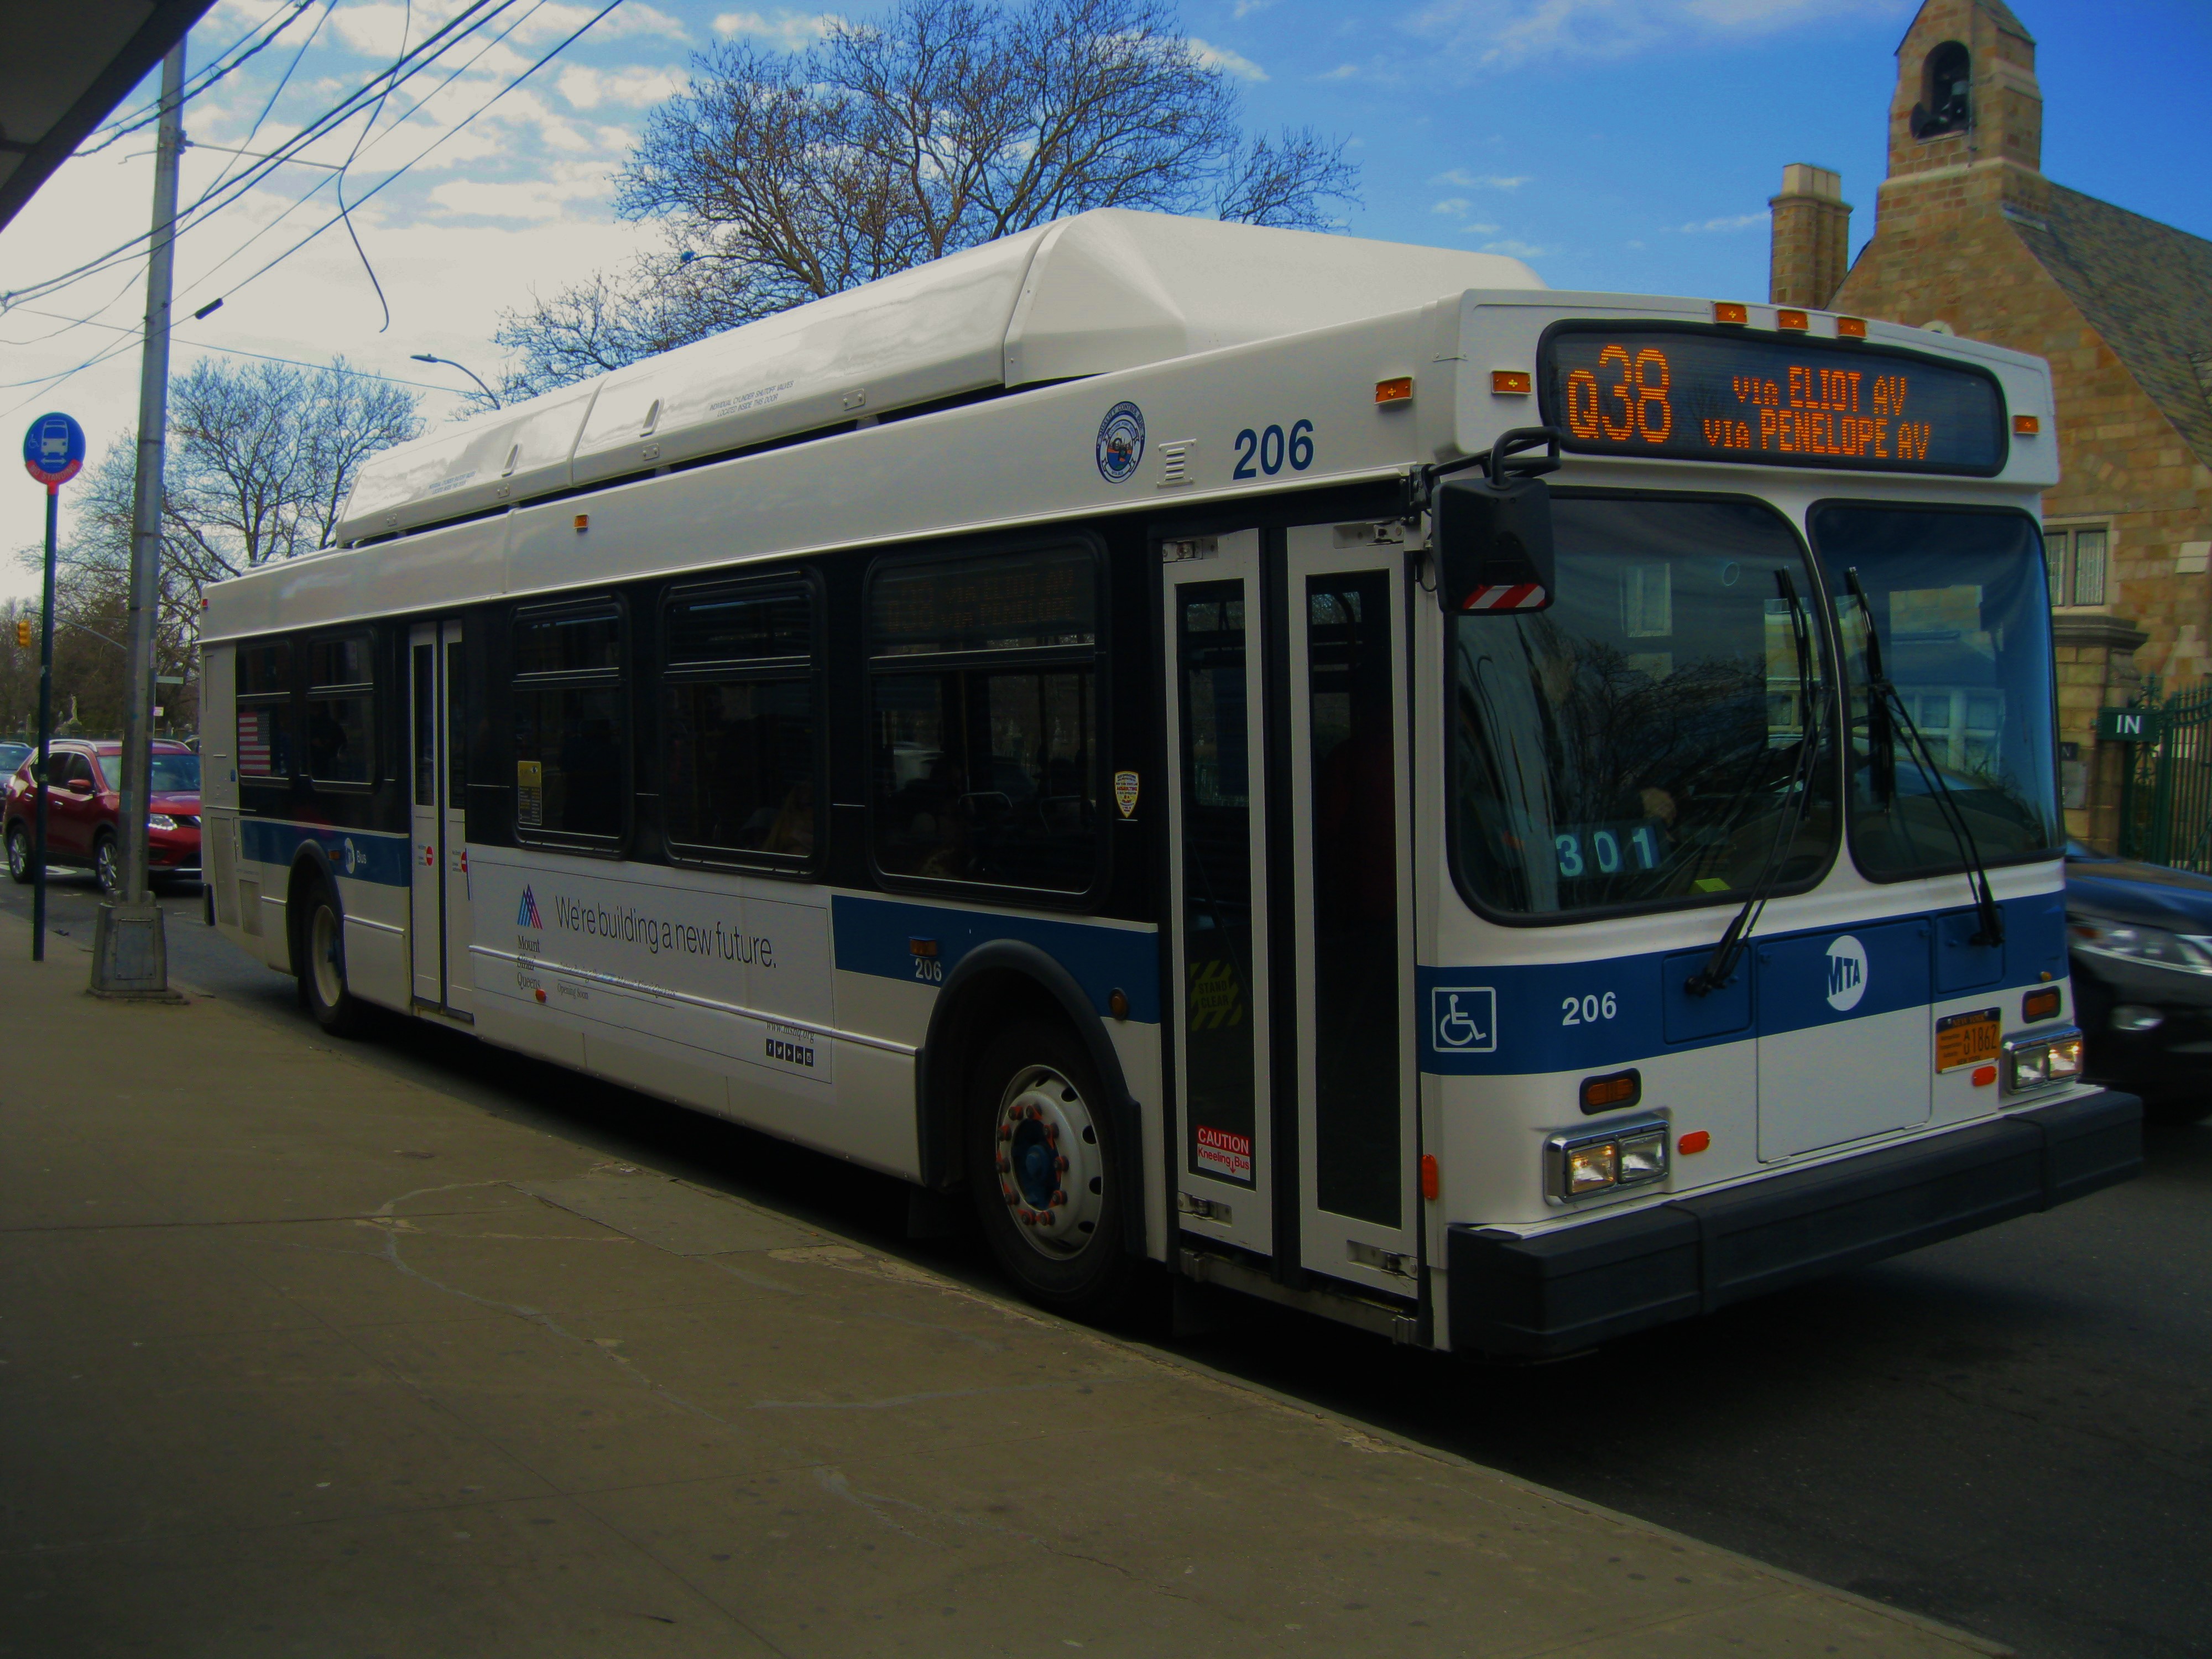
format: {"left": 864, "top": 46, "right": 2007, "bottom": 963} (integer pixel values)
{"left": 1766, "top": 0, "right": 2212, "bottom": 845}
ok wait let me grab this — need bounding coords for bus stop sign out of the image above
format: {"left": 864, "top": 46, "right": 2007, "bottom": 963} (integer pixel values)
{"left": 21, "top": 411, "right": 86, "bottom": 490}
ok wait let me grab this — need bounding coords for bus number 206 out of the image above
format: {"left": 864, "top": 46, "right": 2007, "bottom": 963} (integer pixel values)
{"left": 1562, "top": 992, "right": 1619, "bottom": 1026}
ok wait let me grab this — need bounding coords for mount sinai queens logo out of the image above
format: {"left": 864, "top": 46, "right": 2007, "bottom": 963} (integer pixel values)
{"left": 517, "top": 885, "right": 544, "bottom": 929}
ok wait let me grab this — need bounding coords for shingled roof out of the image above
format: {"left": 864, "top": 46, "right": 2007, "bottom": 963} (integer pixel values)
{"left": 2005, "top": 180, "right": 2212, "bottom": 468}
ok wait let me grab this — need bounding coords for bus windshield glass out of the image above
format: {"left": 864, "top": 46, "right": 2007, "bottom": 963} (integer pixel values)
{"left": 1810, "top": 504, "right": 2059, "bottom": 877}
{"left": 1450, "top": 495, "right": 1836, "bottom": 919}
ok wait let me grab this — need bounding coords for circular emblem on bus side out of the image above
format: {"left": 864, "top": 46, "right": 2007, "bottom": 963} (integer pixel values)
{"left": 1825, "top": 934, "right": 1869, "bottom": 1012}
{"left": 1095, "top": 401, "right": 1145, "bottom": 483}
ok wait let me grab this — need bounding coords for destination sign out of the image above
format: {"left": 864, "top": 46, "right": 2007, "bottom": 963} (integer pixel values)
{"left": 1539, "top": 325, "right": 2008, "bottom": 475}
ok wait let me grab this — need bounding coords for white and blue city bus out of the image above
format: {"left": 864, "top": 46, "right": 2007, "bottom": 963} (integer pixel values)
{"left": 200, "top": 209, "right": 2140, "bottom": 1353}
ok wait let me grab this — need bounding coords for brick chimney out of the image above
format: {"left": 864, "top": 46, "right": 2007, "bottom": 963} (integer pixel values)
{"left": 1768, "top": 164, "right": 1852, "bottom": 309}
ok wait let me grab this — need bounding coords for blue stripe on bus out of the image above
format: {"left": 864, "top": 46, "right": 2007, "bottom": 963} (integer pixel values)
{"left": 831, "top": 894, "right": 1161, "bottom": 1023}
{"left": 1420, "top": 893, "right": 2066, "bottom": 1076}
{"left": 238, "top": 819, "right": 413, "bottom": 887}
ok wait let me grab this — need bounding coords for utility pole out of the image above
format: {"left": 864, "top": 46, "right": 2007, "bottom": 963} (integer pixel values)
{"left": 91, "top": 40, "right": 185, "bottom": 1001}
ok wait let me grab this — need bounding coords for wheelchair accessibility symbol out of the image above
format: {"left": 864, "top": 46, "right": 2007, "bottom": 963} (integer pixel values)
{"left": 1430, "top": 986, "right": 1496, "bottom": 1053}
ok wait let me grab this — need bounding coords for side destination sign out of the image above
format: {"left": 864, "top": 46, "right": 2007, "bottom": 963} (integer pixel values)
{"left": 1538, "top": 323, "right": 2008, "bottom": 476}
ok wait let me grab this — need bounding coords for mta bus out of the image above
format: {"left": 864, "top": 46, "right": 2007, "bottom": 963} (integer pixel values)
{"left": 200, "top": 209, "right": 2140, "bottom": 1354}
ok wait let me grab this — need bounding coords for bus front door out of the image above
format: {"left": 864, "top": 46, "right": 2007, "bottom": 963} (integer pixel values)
{"left": 1164, "top": 531, "right": 1276, "bottom": 1260}
{"left": 1162, "top": 525, "right": 1420, "bottom": 1301}
{"left": 1283, "top": 526, "right": 1419, "bottom": 1299}
{"left": 408, "top": 619, "right": 474, "bottom": 1020}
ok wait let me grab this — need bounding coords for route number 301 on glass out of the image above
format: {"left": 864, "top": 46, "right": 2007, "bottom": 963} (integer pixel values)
{"left": 1554, "top": 827, "right": 1661, "bottom": 877}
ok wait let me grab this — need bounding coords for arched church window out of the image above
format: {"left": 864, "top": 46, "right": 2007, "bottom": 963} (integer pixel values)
{"left": 1911, "top": 41, "right": 1971, "bottom": 139}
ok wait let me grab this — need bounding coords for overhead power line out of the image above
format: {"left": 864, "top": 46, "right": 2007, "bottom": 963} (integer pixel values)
{"left": 3, "top": 0, "right": 517, "bottom": 312}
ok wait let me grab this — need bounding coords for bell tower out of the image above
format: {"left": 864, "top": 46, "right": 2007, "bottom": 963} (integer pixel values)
{"left": 1885, "top": 0, "right": 2042, "bottom": 182}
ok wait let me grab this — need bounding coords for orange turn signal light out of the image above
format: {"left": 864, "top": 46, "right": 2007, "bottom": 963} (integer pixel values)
{"left": 1579, "top": 1068, "right": 1641, "bottom": 1114}
{"left": 1419, "top": 1153, "right": 1439, "bottom": 1202}
{"left": 1375, "top": 376, "right": 1414, "bottom": 405}
{"left": 1677, "top": 1130, "right": 1711, "bottom": 1155}
{"left": 573, "top": 513, "right": 589, "bottom": 531}
{"left": 1972, "top": 1065, "right": 1997, "bottom": 1088}
{"left": 908, "top": 937, "right": 938, "bottom": 957}
{"left": 1491, "top": 369, "right": 1532, "bottom": 396}
{"left": 1713, "top": 301, "right": 1749, "bottom": 325}
{"left": 2023, "top": 985, "right": 2063, "bottom": 1022}
{"left": 2014, "top": 414, "right": 2042, "bottom": 436}
{"left": 1837, "top": 316, "right": 1868, "bottom": 338}
{"left": 1777, "top": 308, "right": 1809, "bottom": 331}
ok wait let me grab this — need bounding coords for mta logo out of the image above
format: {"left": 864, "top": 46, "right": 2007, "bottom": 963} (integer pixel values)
{"left": 1824, "top": 935, "right": 1868, "bottom": 1012}
{"left": 517, "top": 885, "right": 543, "bottom": 929}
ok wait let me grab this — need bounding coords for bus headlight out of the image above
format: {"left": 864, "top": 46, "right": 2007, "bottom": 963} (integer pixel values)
{"left": 2004, "top": 1029, "right": 2083, "bottom": 1095}
{"left": 1546, "top": 1118, "right": 1669, "bottom": 1203}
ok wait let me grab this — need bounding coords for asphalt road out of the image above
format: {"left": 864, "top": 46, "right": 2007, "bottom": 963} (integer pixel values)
{"left": 4, "top": 871, "right": 2205, "bottom": 1659}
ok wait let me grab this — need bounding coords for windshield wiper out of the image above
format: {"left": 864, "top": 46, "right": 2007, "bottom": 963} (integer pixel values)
{"left": 1689, "top": 570, "right": 1823, "bottom": 997}
{"left": 1844, "top": 566, "right": 2005, "bottom": 947}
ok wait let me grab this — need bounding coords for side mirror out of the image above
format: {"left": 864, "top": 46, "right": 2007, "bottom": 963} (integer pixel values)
{"left": 1433, "top": 427, "right": 1562, "bottom": 615}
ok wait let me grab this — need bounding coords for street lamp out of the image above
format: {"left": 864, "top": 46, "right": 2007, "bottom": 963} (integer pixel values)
{"left": 410, "top": 353, "right": 501, "bottom": 408}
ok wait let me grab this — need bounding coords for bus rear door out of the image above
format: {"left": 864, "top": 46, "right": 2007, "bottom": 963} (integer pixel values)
{"left": 408, "top": 619, "right": 474, "bottom": 1020}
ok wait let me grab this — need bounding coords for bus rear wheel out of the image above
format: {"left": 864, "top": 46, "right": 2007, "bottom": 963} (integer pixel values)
{"left": 965, "top": 1020, "right": 1133, "bottom": 1322}
{"left": 297, "top": 881, "right": 370, "bottom": 1038}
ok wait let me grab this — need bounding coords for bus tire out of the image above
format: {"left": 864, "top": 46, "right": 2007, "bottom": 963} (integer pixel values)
{"left": 966, "top": 1019, "right": 1135, "bottom": 1322}
{"left": 296, "top": 878, "right": 370, "bottom": 1038}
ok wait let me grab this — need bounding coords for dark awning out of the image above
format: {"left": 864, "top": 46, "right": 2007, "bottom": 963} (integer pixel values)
{"left": 0, "top": 0, "right": 216, "bottom": 235}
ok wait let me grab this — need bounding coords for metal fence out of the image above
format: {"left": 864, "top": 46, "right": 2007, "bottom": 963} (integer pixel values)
{"left": 2119, "top": 678, "right": 2212, "bottom": 871}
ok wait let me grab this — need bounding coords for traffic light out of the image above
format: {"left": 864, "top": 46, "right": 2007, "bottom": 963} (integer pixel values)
{"left": 13, "top": 619, "right": 28, "bottom": 649}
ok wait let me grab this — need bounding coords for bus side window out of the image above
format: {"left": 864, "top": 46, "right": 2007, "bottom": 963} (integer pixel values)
{"left": 511, "top": 599, "right": 626, "bottom": 844}
{"left": 865, "top": 544, "right": 1101, "bottom": 894}
{"left": 236, "top": 640, "right": 294, "bottom": 781}
{"left": 661, "top": 579, "right": 817, "bottom": 867}
{"left": 304, "top": 630, "right": 375, "bottom": 786}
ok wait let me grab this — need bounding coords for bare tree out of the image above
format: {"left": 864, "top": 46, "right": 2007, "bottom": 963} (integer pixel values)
{"left": 491, "top": 0, "right": 1358, "bottom": 401}
{"left": 15, "top": 356, "right": 422, "bottom": 736}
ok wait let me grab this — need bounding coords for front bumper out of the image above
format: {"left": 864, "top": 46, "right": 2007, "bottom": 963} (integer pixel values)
{"left": 1448, "top": 1089, "right": 2141, "bottom": 1359}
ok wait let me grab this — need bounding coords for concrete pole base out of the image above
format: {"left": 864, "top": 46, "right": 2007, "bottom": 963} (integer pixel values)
{"left": 88, "top": 901, "right": 180, "bottom": 1001}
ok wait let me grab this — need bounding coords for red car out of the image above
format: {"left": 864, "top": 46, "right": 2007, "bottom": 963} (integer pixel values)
{"left": 4, "top": 740, "right": 202, "bottom": 894}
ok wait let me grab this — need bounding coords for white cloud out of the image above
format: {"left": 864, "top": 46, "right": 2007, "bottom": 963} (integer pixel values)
{"left": 1432, "top": 197, "right": 1470, "bottom": 216}
{"left": 1457, "top": 221, "right": 1502, "bottom": 233}
{"left": 1482, "top": 239, "right": 1549, "bottom": 258}
{"left": 1317, "top": 62, "right": 1363, "bottom": 79}
{"left": 557, "top": 65, "right": 684, "bottom": 109}
{"left": 1188, "top": 38, "right": 1268, "bottom": 81}
{"left": 1673, "top": 211, "right": 1768, "bottom": 232}
{"left": 427, "top": 168, "right": 617, "bottom": 221}
{"left": 1404, "top": 0, "right": 1905, "bottom": 68}
{"left": 1433, "top": 169, "right": 1530, "bottom": 190}
{"left": 714, "top": 9, "right": 839, "bottom": 47}
{"left": 1231, "top": 0, "right": 1275, "bottom": 15}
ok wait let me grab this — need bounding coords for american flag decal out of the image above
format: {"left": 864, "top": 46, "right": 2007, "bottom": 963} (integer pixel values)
{"left": 1461, "top": 583, "right": 1548, "bottom": 612}
{"left": 237, "top": 708, "right": 274, "bottom": 774}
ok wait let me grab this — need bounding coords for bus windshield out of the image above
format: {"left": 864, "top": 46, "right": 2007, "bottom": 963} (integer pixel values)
{"left": 1449, "top": 495, "right": 1837, "bottom": 920}
{"left": 1810, "top": 504, "right": 2059, "bottom": 878}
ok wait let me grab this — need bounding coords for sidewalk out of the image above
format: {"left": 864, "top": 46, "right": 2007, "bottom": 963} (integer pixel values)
{"left": 0, "top": 919, "right": 2007, "bottom": 1658}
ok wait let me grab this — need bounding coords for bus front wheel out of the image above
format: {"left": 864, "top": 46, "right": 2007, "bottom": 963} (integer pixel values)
{"left": 965, "top": 1020, "right": 1134, "bottom": 1322}
{"left": 297, "top": 881, "right": 370, "bottom": 1038}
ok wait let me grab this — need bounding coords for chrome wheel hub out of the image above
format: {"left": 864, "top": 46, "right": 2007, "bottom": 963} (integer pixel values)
{"left": 993, "top": 1063, "right": 1104, "bottom": 1259}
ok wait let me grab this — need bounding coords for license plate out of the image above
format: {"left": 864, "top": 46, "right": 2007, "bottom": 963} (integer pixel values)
{"left": 1936, "top": 1008, "right": 2001, "bottom": 1072}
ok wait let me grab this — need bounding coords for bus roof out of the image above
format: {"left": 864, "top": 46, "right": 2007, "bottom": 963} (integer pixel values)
{"left": 335, "top": 210, "right": 1544, "bottom": 545}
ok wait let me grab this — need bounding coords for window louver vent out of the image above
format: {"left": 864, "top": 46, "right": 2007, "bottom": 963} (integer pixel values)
{"left": 1158, "top": 440, "right": 1194, "bottom": 488}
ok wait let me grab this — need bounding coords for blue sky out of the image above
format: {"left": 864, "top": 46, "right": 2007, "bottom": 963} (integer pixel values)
{"left": 2, "top": 0, "right": 2206, "bottom": 587}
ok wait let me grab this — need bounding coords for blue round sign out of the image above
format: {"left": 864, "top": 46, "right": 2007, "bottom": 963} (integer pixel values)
{"left": 22, "top": 411, "right": 86, "bottom": 490}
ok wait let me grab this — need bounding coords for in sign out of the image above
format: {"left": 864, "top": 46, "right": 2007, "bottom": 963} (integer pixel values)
{"left": 2096, "top": 707, "right": 2161, "bottom": 743}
